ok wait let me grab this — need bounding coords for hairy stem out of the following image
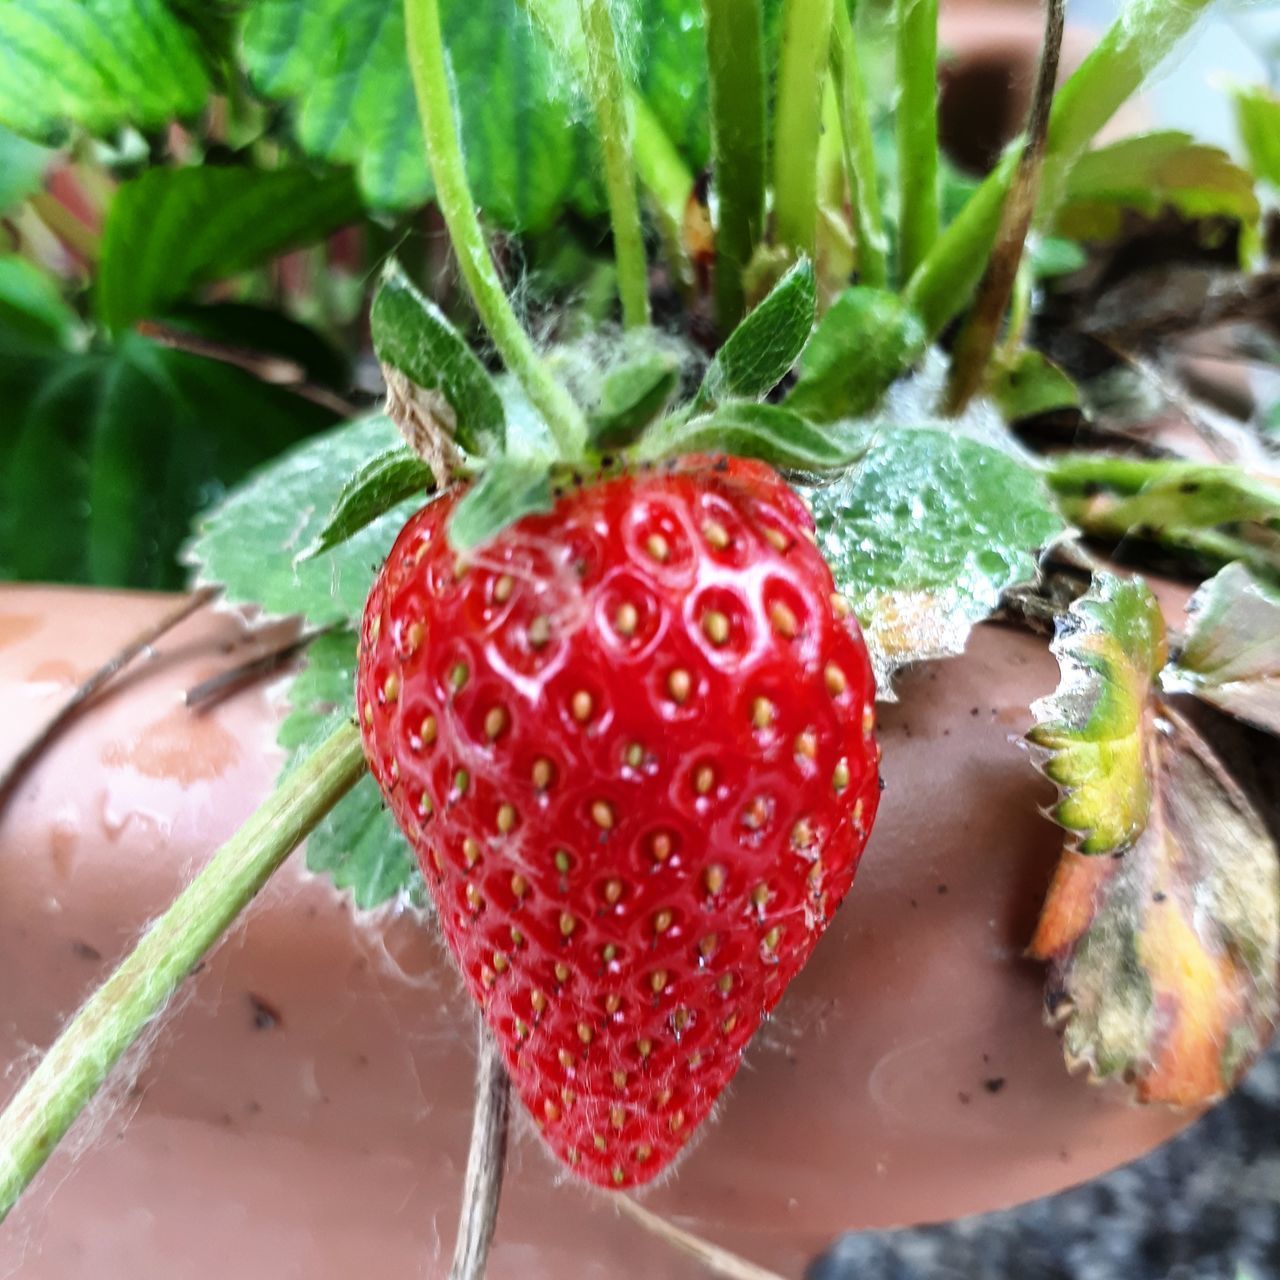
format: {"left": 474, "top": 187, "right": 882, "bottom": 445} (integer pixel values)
{"left": 830, "top": 2, "right": 888, "bottom": 287}
{"left": 613, "top": 1196, "right": 789, "bottom": 1280}
{"left": 403, "top": 0, "right": 587, "bottom": 457}
{"left": 515, "top": 0, "right": 693, "bottom": 288}
{"left": 631, "top": 95, "right": 695, "bottom": 288}
{"left": 942, "top": 0, "right": 1065, "bottom": 415}
{"left": 894, "top": 0, "right": 940, "bottom": 281}
{"left": 577, "top": 0, "right": 651, "bottom": 330}
{"left": 702, "top": 0, "right": 766, "bottom": 329}
{"left": 905, "top": 0, "right": 1216, "bottom": 338}
{"left": 772, "top": 0, "right": 836, "bottom": 257}
{"left": 0, "top": 721, "right": 367, "bottom": 1223}
{"left": 449, "top": 1033, "right": 511, "bottom": 1280}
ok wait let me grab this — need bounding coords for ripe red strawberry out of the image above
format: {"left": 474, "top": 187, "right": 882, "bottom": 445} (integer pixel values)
{"left": 357, "top": 455, "right": 880, "bottom": 1189}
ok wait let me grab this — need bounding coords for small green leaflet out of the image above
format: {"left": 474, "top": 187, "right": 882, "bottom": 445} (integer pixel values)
{"left": 0, "top": 0, "right": 217, "bottom": 141}
{"left": 0, "top": 331, "right": 334, "bottom": 588}
{"left": 696, "top": 259, "right": 816, "bottom": 407}
{"left": 1028, "top": 575, "right": 1167, "bottom": 855}
{"left": 448, "top": 458, "right": 553, "bottom": 552}
{"left": 97, "top": 166, "right": 363, "bottom": 333}
{"left": 804, "top": 429, "right": 1065, "bottom": 679}
{"left": 306, "top": 448, "right": 436, "bottom": 560}
{"left": 371, "top": 262, "right": 506, "bottom": 459}
{"left": 186, "top": 415, "right": 419, "bottom": 626}
{"left": 587, "top": 348, "right": 681, "bottom": 448}
{"left": 1233, "top": 84, "right": 1280, "bottom": 189}
{"left": 1163, "top": 562, "right": 1280, "bottom": 736}
{"left": 279, "top": 630, "right": 419, "bottom": 909}
{"left": 786, "top": 288, "right": 926, "bottom": 422}
{"left": 989, "top": 349, "right": 1081, "bottom": 423}
{"left": 1054, "top": 132, "right": 1260, "bottom": 253}
{"left": 635, "top": 403, "right": 861, "bottom": 472}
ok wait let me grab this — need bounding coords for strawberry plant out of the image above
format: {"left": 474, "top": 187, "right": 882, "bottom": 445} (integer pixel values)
{"left": 1, "top": 0, "right": 1278, "bottom": 1272}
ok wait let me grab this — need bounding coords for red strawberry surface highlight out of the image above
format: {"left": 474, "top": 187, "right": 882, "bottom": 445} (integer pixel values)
{"left": 357, "top": 456, "right": 880, "bottom": 1189}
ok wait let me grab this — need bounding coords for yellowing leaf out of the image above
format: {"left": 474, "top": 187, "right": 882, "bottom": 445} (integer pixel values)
{"left": 1029, "top": 709, "right": 1279, "bottom": 1105}
{"left": 1028, "top": 575, "right": 1167, "bottom": 855}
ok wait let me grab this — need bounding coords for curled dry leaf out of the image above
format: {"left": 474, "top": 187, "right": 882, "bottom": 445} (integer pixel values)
{"left": 1163, "top": 561, "right": 1280, "bottom": 737}
{"left": 1029, "top": 708, "right": 1279, "bottom": 1105}
{"left": 1028, "top": 573, "right": 1280, "bottom": 1105}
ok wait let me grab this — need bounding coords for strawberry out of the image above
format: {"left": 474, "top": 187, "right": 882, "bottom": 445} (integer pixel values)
{"left": 356, "top": 455, "right": 880, "bottom": 1189}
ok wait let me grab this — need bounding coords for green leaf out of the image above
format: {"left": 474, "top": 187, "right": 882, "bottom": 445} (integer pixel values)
{"left": 370, "top": 261, "right": 505, "bottom": 458}
{"left": 1048, "top": 455, "right": 1280, "bottom": 538}
{"left": 1055, "top": 132, "right": 1260, "bottom": 247}
{"left": 804, "top": 428, "right": 1066, "bottom": 675}
{"left": 1029, "top": 705, "right": 1278, "bottom": 1105}
{"left": 989, "top": 349, "right": 1081, "bottom": 423}
{"left": 306, "top": 447, "right": 436, "bottom": 559}
{"left": 0, "top": 256, "right": 79, "bottom": 347}
{"left": 1234, "top": 84, "right": 1280, "bottom": 189}
{"left": 1028, "top": 575, "right": 1167, "bottom": 855}
{"left": 241, "top": 0, "right": 587, "bottom": 223}
{"left": 0, "top": 124, "right": 54, "bottom": 212}
{"left": 0, "top": 0, "right": 218, "bottom": 141}
{"left": 1163, "top": 562, "right": 1280, "bottom": 736}
{"left": 786, "top": 287, "right": 926, "bottom": 422}
{"left": 97, "top": 166, "right": 362, "bottom": 333}
{"left": 635, "top": 402, "right": 861, "bottom": 471}
{"left": 279, "top": 630, "right": 419, "bottom": 909}
{"left": 0, "top": 332, "right": 335, "bottom": 588}
{"left": 448, "top": 458, "right": 553, "bottom": 552}
{"left": 587, "top": 348, "right": 681, "bottom": 448}
{"left": 186, "top": 414, "right": 419, "bottom": 625}
{"left": 1029, "top": 235, "right": 1087, "bottom": 279}
{"left": 696, "top": 258, "right": 816, "bottom": 407}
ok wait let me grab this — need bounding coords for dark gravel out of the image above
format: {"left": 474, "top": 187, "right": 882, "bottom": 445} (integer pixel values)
{"left": 811, "top": 1047, "right": 1280, "bottom": 1280}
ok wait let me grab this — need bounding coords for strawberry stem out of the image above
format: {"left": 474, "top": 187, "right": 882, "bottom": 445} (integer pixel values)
{"left": 772, "top": 0, "right": 836, "bottom": 258}
{"left": 0, "top": 721, "right": 367, "bottom": 1223}
{"left": 403, "top": 0, "right": 588, "bottom": 459}
{"left": 576, "top": 0, "right": 651, "bottom": 330}
{"left": 941, "top": 0, "right": 1065, "bottom": 416}
{"left": 904, "top": 0, "right": 1217, "bottom": 339}
{"left": 894, "top": 0, "right": 941, "bottom": 283}
{"left": 449, "top": 1033, "right": 511, "bottom": 1280}
{"left": 830, "top": 1, "right": 888, "bottom": 289}
{"left": 702, "top": 0, "right": 767, "bottom": 330}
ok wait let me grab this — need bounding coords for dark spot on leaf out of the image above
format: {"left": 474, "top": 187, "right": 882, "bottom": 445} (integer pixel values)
{"left": 983, "top": 1077, "right": 1006, "bottom": 1094}
{"left": 970, "top": 707, "right": 980, "bottom": 716}
{"left": 71, "top": 940, "right": 102, "bottom": 962}
{"left": 1153, "top": 890, "right": 1167, "bottom": 902}
{"left": 1179, "top": 481, "right": 1201, "bottom": 495}
{"left": 957, "top": 1091, "right": 971, "bottom": 1105}
{"left": 248, "top": 993, "right": 283, "bottom": 1030}
{"left": 246, "top": 1100, "right": 262, "bottom": 1115}
{"left": 937, "top": 883, "right": 948, "bottom": 895}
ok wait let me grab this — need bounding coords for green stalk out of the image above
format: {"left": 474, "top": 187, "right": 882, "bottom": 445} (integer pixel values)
{"left": 403, "top": 0, "right": 587, "bottom": 457}
{"left": 0, "top": 722, "right": 367, "bottom": 1223}
{"left": 514, "top": 0, "right": 694, "bottom": 289}
{"left": 830, "top": 2, "right": 887, "bottom": 287}
{"left": 631, "top": 95, "right": 695, "bottom": 288}
{"left": 577, "top": 0, "right": 651, "bottom": 330}
{"left": 905, "top": 0, "right": 1216, "bottom": 339}
{"left": 772, "top": 0, "right": 836, "bottom": 257}
{"left": 702, "top": 0, "right": 766, "bottom": 330}
{"left": 894, "top": 0, "right": 940, "bottom": 281}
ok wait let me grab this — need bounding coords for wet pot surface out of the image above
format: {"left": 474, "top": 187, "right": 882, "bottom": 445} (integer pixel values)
{"left": 0, "top": 586, "right": 1191, "bottom": 1279}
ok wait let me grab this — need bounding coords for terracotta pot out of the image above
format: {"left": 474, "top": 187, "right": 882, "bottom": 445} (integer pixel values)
{"left": 0, "top": 586, "right": 1193, "bottom": 1279}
